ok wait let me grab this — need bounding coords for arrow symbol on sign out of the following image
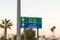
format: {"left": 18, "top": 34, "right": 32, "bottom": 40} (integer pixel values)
{"left": 22, "top": 23, "right": 24, "bottom": 27}
{"left": 22, "top": 18, "right": 24, "bottom": 22}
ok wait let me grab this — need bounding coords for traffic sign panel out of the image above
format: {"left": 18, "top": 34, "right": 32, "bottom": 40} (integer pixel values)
{"left": 20, "top": 17, "right": 42, "bottom": 23}
{"left": 20, "top": 17, "right": 42, "bottom": 28}
{"left": 20, "top": 23, "right": 42, "bottom": 28}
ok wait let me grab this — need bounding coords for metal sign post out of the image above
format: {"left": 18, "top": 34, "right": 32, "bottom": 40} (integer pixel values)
{"left": 37, "top": 28, "right": 39, "bottom": 40}
{"left": 17, "top": 0, "right": 21, "bottom": 40}
{"left": 24, "top": 28, "right": 26, "bottom": 40}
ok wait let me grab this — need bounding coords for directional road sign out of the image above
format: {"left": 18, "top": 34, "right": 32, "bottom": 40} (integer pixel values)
{"left": 20, "top": 17, "right": 42, "bottom": 28}
{"left": 20, "top": 23, "right": 42, "bottom": 28}
{"left": 20, "top": 17, "right": 42, "bottom": 23}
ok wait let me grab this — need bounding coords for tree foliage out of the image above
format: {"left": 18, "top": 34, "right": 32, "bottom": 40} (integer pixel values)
{"left": 0, "top": 36, "right": 5, "bottom": 40}
{"left": 0, "top": 19, "right": 13, "bottom": 40}
{"left": 13, "top": 35, "right": 17, "bottom": 40}
{"left": 21, "top": 28, "right": 36, "bottom": 40}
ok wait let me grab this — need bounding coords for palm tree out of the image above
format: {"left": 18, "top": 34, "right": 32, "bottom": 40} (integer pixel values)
{"left": 0, "top": 19, "right": 13, "bottom": 40}
{"left": 50, "top": 26, "right": 56, "bottom": 40}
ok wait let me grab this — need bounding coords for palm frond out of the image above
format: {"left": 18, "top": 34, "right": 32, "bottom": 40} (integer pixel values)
{"left": 7, "top": 26, "right": 11, "bottom": 29}
{"left": 0, "top": 24, "right": 5, "bottom": 28}
{"left": 5, "top": 19, "right": 7, "bottom": 22}
{"left": 2, "top": 20, "right": 5, "bottom": 24}
{"left": 6, "top": 20, "right": 10, "bottom": 24}
{"left": 0, "top": 19, "right": 13, "bottom": 29}
{"left": 3, "top": 19, "right": 8, "bottom": 24}
{"left": 6, "top": 22, "right": 13, "bottom": 29}
{"left": 7, "top": 22, "right": 13, "bottom": 26}
{"left": 53, "top": 26, "right": 56, "bottom": 29}
{"left": 50, "top": 28, "right": 54, "bottom": 32}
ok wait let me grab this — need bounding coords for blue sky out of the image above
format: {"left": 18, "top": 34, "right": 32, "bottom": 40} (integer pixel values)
{"left": 0, "top": 0, "right": 60, "bottom": 37}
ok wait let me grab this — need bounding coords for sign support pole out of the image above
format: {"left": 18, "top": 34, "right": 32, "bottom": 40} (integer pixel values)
{"left": 17, "top": 0, "right": 21, "bottom": 40}
{"left": 24, "top": 28, "right": 26, "bottom": 40}
{"left": 37, "top": 28, "right": 39, "bottom": 40}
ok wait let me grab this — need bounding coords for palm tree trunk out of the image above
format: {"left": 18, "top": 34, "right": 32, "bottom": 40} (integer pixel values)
{"left": 4, "top": 27, "right": 7, "bottom": 40}
{"left": 53, "top": 31, "right": 54, "bottom": 40}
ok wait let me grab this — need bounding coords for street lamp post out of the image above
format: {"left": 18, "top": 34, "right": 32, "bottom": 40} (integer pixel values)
{"left": 17, "top": 0, "right": 21, "bottom": 40}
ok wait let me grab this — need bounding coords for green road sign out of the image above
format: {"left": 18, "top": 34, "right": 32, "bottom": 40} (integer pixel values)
{"left": 29, "top": 17, "right": 42, "bottom": 23}
{"left": 20, "top": 17, "right": 42, "bottom": 23}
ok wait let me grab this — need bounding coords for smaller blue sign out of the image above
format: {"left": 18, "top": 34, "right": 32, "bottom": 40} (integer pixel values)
{"left": 20, "top": 23, "right": 42, "bottom": 28}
